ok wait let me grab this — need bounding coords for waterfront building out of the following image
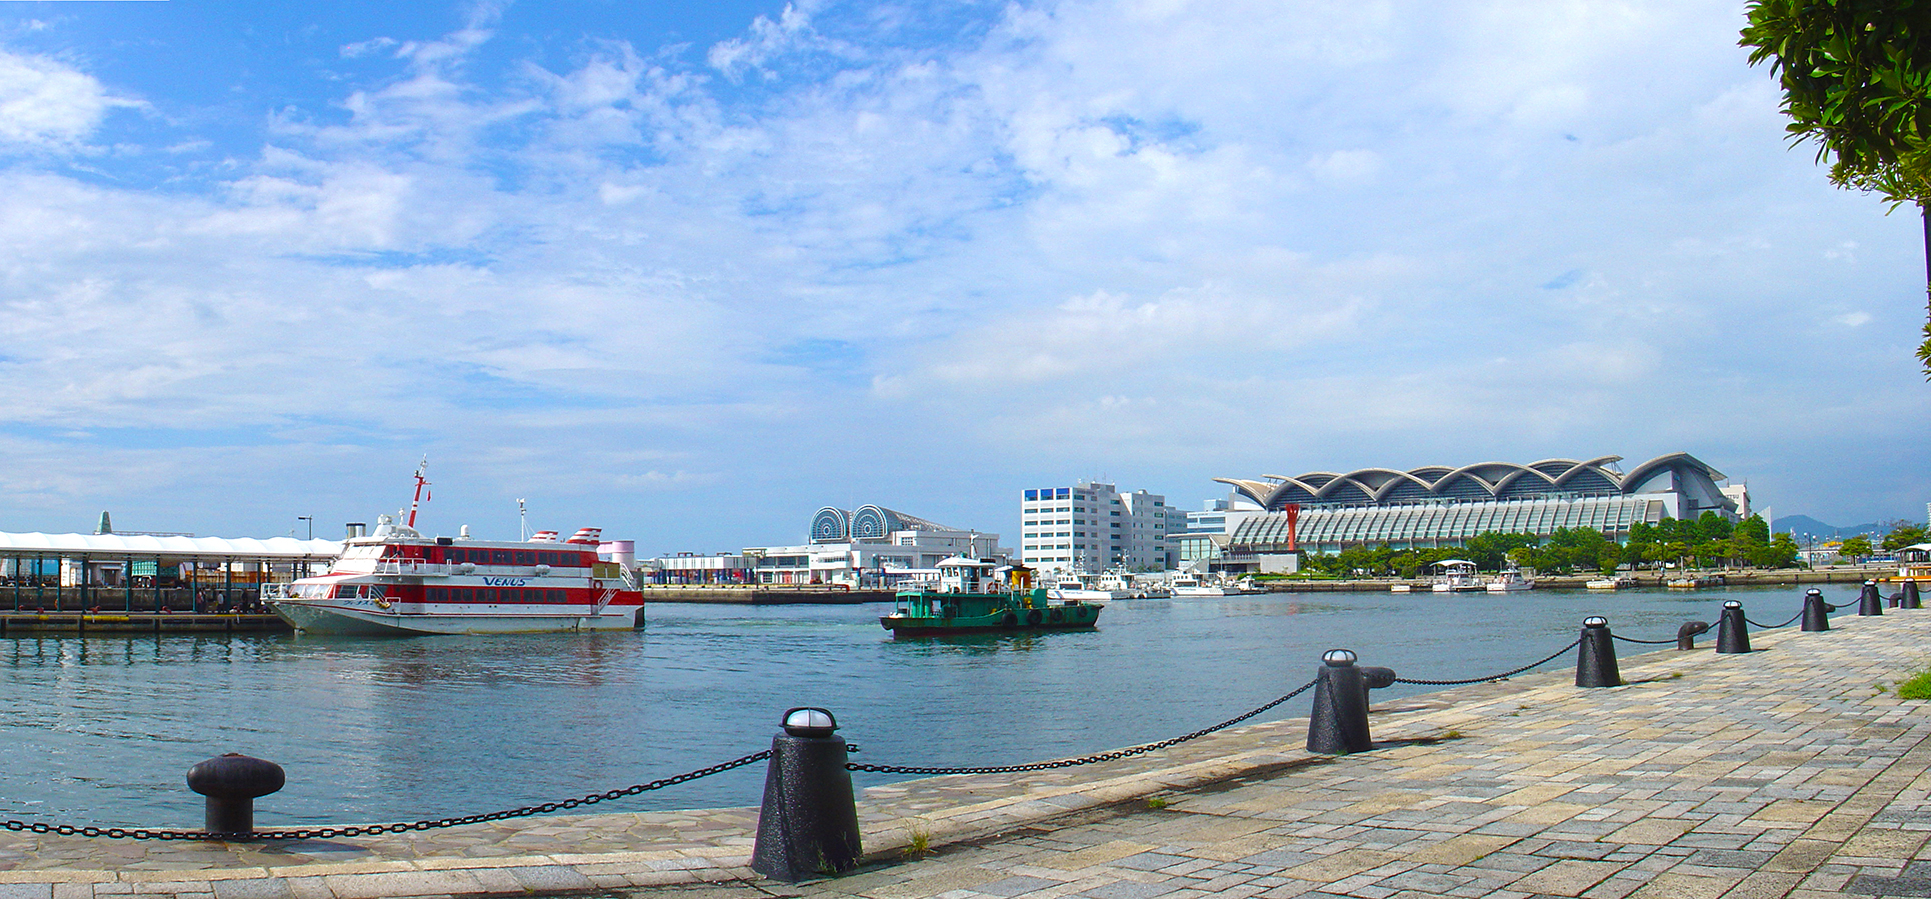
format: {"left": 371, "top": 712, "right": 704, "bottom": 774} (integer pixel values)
{"left": 1213, "top": 452, "right": 1738, "bottom": 562}
{"left": 1020, "top": 482, "right": 1173, "bottom": 573}
{"left": 644, "top": 504, "right": 1005, "bottom": 587}
{"left": 0, "top": 522, "right": 341, "bottom": 611}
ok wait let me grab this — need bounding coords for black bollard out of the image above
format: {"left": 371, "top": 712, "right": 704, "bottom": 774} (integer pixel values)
{"left": 1801, "top": 588, "right": 1836, "bottom": 631}
{"left": 1676, "top": 620, "right": 1711, "bottom": 650}
{"left": 185, "top": 753, "right": 285, "bottom": 835}
{"left": 1906, "top": 581, "right": 1922, "bottom": 610}
{"left": 1575, "top": 617, "right": 1620, "bottom": 688}
{"left": 1306, "top": 649, "right": 1396, "bottom": 755}
{"left": 1715, "top": 600, "right": 1750, "bottom": 654}
{"left": 750, "top": 708, "right": 862, "bottom": 882}
{"left": 1858, "top": 580, "right": 1884, "bottom": 616}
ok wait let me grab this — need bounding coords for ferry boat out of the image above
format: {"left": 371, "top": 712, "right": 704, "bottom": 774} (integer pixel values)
{"left": 263, "top": 466, "right": 644, "bottom": 635}
{"left": 880, "top": 558, "right": 1101, "bottom": 636}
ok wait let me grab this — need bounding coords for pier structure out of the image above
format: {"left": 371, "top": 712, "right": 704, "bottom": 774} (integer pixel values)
{"left": 0, "top": 604, "right": 1923, "bottom": 896}
{"left": 0, "top": 529, "right": 339, "bottom": 618}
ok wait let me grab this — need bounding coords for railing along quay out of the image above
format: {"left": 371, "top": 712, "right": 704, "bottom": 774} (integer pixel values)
{"left": 0, "top": 584, "right": 1916, "bottom": 883}
{"left": 0, "top": 611, "right": 290, "bottom": 634}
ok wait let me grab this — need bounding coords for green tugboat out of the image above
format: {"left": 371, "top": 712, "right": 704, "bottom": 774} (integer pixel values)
{"left": 880, "top": 558, "right": 1102, "bottom": 636}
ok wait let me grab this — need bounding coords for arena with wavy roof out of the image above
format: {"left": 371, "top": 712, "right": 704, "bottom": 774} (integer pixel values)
{"left": 1212, "top": 453, "right": 1738, "bottom": 555}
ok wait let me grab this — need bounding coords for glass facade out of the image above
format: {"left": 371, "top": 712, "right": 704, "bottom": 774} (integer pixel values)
{"left": 1231, "top": 496, "right": 1661, "bottom": 554}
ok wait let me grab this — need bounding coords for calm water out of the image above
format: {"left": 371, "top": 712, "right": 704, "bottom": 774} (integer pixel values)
{"left": 0, "top": 583, "right": 1865, "bottom": 828}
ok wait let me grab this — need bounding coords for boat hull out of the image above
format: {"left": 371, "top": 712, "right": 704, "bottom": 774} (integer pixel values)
{"left": 880, "top": 602, "right": 1101, "bottom": 636}
{"left": 270, "top": 599, "right": 643, "bottom": 636}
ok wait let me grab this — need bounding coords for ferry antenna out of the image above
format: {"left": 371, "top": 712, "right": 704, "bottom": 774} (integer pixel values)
{"left": 407, "top": 456, "right": 431, "bottom": 529}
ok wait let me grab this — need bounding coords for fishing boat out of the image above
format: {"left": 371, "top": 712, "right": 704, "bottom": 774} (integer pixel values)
{"left": 263, "top": 464, "right": 644, "bottom": 635}
{"left": 879, "top": 558, "right": 1101, "bottom": 636}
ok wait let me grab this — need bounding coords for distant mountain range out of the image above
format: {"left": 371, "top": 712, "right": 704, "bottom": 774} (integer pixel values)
{"left": 1774, "top": 514, "right": 1896, "bottom": 539}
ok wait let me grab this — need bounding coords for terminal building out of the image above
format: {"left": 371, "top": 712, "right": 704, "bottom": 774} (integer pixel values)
{"left": 1209, "top": 453, "right": 1738, "bottom": 567}
{"left": 644, "top": 504, "right": 1005, "bottom": 587}
{"left": 0, "top": 513, "right": 341, "bottom": 612}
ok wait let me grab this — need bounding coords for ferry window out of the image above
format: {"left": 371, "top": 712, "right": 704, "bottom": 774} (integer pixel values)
{"left": 459, "top": 588, "right": 474, "bottom": 603}
{"left": 536, "top": 551, "right": 554, "bottom": 566}
{"left": 549, "top": 589, "right": 566, "bottom": 603}
{"left": 427, "top": 587, "right": 444, "bottom": 602}
{"left": 515, "top": 551, "right": 536, "bottom": 565}
{"left": 491, "top": 550, "right": 512, "bottom": 565}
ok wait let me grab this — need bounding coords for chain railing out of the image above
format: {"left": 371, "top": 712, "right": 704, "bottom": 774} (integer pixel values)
{"left": 847, "top": 677, "right": 1321, "bottom": 776}
{"left": 1747, "top": 610, "right": 1804, "bottom": 629}
{"left": 0, "top": 749, "right": 772, "bottom": 842}
{"left": 1391, "top": 638, "right": 1582, "bottom": 686}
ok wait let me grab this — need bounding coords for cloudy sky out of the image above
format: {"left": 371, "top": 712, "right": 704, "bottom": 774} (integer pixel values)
{"left": 0, "top": 0, "right": 1925, "bottom": 551}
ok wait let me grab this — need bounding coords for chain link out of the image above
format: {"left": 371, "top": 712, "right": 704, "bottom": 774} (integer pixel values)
{"left": 0, "top": 749, "right": 772, "bottom": 842}
{"left": 1392, "top": 638, "right": 1583, "bottom": 686}
{"left": 1746, "top": 610, "right": 1803, "bottom": 630}
{"left": 846, "top": 678, "right": 1321, "bottom": 776}
{"left": 1609, "top": 633, "right": 1678, "bottom": 645}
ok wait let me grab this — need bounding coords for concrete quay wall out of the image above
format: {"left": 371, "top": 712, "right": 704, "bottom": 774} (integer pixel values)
{"left": 0, "top": 608, "right": 1926, "bottom": 897}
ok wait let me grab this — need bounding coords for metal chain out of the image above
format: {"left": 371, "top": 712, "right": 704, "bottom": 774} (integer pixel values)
{"left": 0, "top": 749, "right": 772, "bottom": 842}
{"left": 1392, "top": 638, "right": 1582, "bottom": 686}
{"left": 846, "top": 678, "right": 1321, "bottom": 777}
{"left": 1746, "top": 611, "right": 1803, "bottom": 630}
{"left": 1609, "top": 633, "right": 1678, "bottom": 645}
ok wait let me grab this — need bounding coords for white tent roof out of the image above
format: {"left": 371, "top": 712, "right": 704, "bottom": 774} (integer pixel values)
{"left": 0, "top": 532, "right": 342, "bottom": 559}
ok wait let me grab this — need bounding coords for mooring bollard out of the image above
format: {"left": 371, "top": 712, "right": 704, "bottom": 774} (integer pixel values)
{"left": 1715, "top": 600, "right": 1750, "bottom": 654}
{"left": 1575, "top": 617, "right": 1619, "bottom": 688}
{"left": 1676, "top": 620, "right": 1711, "bottom": 650}
{"left": 750, "top": 708, "right": 862, "bottom": 882}
{"left": 1801, "top": 588, "right": 1835, "bottom": 632}
{"left": 1906, "top": 581, "right": 1922, "bottom": 610}
{"left": 1858, "top": 580, "right": 1884, "bottom": 616}
{"left": 185, "top": 753, "right": 284, "bottom": 835}
{"left": 1306, "top": 649, "right": 1396, "bottom": 755}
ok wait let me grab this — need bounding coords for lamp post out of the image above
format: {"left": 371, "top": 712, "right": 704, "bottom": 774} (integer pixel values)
{"left": 296, "top": 517, "right": 313, "bottom": 577}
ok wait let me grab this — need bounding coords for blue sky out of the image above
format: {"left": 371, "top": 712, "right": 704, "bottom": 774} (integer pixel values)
{"left": 0, "top": 0, "right": 1925, "bottom": 552}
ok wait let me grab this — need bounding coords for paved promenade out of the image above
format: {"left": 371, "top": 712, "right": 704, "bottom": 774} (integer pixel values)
{"left": 0, "top": 610, "right": 1926, "bottom": 898}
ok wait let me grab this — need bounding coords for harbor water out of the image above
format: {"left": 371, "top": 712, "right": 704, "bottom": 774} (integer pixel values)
{"left": 0, "top": 583, "right": 1872, "bottom": 828}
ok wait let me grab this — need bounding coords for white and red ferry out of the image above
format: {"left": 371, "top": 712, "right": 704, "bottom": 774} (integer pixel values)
{"left": 263, "top": 467, "right": 644, "bottom": 635}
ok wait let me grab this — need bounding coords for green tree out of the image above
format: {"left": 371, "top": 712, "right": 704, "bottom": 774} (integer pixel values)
{"left": 1741, "top": 1, "right": 1931, "bottom": 377}
{"left": 1882, "top": 521, "right": 1929, "bottom": 550}
{"left": 1840, "top": 535, "right": 1874, "bottom": 559}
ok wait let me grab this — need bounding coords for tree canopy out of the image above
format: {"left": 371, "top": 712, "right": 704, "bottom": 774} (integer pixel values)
{"left": 1740, "top": 1, "right": 1931, "bottom": 376}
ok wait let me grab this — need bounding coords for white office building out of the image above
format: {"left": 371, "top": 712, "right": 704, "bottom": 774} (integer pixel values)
{"left": 1019, "top": 482, "right": 1173, "bottom": 572}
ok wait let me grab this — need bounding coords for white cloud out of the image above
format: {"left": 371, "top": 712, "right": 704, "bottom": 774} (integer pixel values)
{"left": 0, "top": 50, "right": 133, "bottom": 149}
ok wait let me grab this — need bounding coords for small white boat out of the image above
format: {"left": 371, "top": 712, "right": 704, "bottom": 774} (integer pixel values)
{"left": 1171, "top": 574, "right": 1253, "bottom": 597}
{"left": 1429, "top": 560, "right": 1484, "bottom": 593}
{"left": 1585, "top": 575, "right": 1633, "bottom": 591}
{"left": 1390, "top": 584, "right": 1412, "bottom": 593}
{"left": 1485, "top": 567, "right": 1535, "bottom": 593}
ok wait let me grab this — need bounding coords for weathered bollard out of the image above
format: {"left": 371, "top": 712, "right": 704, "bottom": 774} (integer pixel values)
{"left": 1801, "top": 588, "right": 1835, "bottom": 631}
{"left": 1306, "top": 649, "right": 1396, "bottom": 755}
{"left": 1858, "top": 580, "right": 1884, "bottom": 616}
{"left": 1905, "top": 581, "right": 1922, "bottom": 610}
{"left": 1676, "top": 620, "right": 1711, "bottom": 650}
{"left": 750, "top": 708, "right": 862, "bottom": 882}
{"left": 185, "top": 753, "right": 284, "bottom": 835}
{"left": 1575, "top": 617, "right": 1620, "bottom": 688}
{"left": 1715, "top": 600, "right": 1750, "bottom": 654}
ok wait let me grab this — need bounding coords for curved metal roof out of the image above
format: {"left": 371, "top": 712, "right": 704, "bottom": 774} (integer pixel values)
{"left": 1216, "top": 453, "right": 1726, "bottom": 511}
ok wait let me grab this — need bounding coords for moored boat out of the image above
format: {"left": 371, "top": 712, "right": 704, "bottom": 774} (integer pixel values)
{"left": 1429, "top": 560, "right": 1484, "bottom": 593}
{"left": 1585, "top": 575, "right": 1634, "bottom": 591}
{"left": 1884, "top": 543, "right": 1931, "bottom": 585}
{"left": 880, "top": 558, "right": 1101, "bottom": 636}
{"left": 264, "top": 464, "right": 644, "bottom": 635}
{"left": 1485, "top": 567, "right": 1535, "bottom": 593}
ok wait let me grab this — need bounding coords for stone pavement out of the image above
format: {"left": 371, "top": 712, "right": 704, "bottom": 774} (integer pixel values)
{"left": 0, "top": 611, "right": 1927, "bottom": 898}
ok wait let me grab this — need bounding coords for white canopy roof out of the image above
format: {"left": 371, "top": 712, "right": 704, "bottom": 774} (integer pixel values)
{"left": 0, "top": 531, "right": 342, "bottom": 559}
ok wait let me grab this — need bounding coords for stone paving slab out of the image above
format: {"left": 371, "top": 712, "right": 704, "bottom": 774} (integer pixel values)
{"left": 1, "top": 613, "right": 1929, "bottom": 897}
